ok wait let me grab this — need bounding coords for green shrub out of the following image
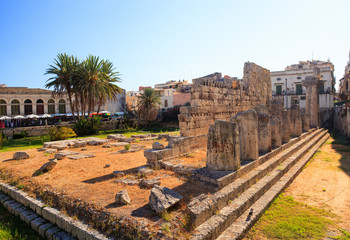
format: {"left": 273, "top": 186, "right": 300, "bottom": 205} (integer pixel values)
{"left": 0, "top": 133, "right": 6, "bottom": 149}
{"left": 124, "top": 144, "right": 131, "bottom": 151}
{"left": 73, "top": 116, "right": 102, "bottom": 136}
{"left": 13, "top": 130, "right": 28, "bottom": 139}
{"left": 48, "top": 126, "right": 76, "bottom": 141}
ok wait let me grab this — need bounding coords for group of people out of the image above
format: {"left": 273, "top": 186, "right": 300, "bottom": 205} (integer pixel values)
{"left": 0, "top": 118, "right": 48, "bottom": 129}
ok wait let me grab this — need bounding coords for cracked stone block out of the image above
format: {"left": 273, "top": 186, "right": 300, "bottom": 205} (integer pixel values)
{"left": 53, "top": 231, "right": 76, "bottom": 240}
{"left": 20, "top": 210, "right": 35, "bottom": 222}
{"left": 38, "top": 222, "right": 54, "bottom": 238}
{"left": 31, "top": 217, "right": 47, "bottom": 232}
{"left": 55, "top": 213, "right": 73, "bottom": 233}
{"left": 71, "top": 221, "right": 90, "bottom": 239}
{"left": 42, "top": 207, "right": 61, "bottom": 225}
{"left": 46, "top": 226, "right": 62, "bottom": 240}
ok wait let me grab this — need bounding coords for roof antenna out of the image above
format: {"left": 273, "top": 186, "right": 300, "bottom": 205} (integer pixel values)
{"left": 312, "top": 51, "right": 314, "bottom": 61}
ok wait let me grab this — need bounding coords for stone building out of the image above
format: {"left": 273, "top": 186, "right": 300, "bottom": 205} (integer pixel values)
{"left": 338, "top": 52, "right": 350, "bottom": 102}
{"left": 0, "top": 84, "right": 126, "bottom": 116}
{"left": 271, "top": 60, "right": 335, "bottom": 109}
{"left": 0, "top": 85, "right": 70, "bottom": 116}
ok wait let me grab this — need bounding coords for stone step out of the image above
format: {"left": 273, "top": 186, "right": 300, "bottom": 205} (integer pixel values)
{"left": 191, "top": 128, "right": 317, "bottom": 189}
{"left": 216, "top": 132, "right": 330, "bottom": 240}
{"left": 187, "top": 128, "right": 324, "bottom": 228}
{"left": 190, "top": 129, "right": 328, "bottom": 240}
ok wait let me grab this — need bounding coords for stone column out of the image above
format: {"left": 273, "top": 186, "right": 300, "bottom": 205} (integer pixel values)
{"left": 253, "top": 105, "right": 271, "bottom": 154}
{"left": 302, "top": 67, "right": 321, "bottom": 128}
{"left": 206, "top": 120, "right": 241, "bottom": 171}
{"left": 290, "top": 104, "right": 302, "bottom": 137}
{"left": 232, "top": 109, "right": 259, "bottom": 161}
{"left": 281, "top": 110, "right": 290, "bottom": 143}
{"left": 270, "top": 116, "right": 282, "bottom": 149}
{"left": 301, "top": 113, "right": 310, "bottom": 132}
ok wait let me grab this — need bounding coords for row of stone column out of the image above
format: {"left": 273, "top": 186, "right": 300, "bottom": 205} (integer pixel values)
{"left": 206, "top": 100, "right": 310, "bottom": 171}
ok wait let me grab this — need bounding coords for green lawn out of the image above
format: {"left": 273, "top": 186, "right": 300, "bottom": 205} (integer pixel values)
{"left": 0, "top": 128, "right": 179, "bottom": 153}
{"left": 0, "top": 203, "right": 43, "bottom": 240}
{"left": 246, "top": 194, "right": 336, "bottom": 240}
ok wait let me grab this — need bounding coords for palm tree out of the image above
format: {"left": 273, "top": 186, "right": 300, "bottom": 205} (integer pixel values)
{"left": 137, "top": 88, "right": 161, "bottom": 126}
{"left": 78, "top": 55, "right": 122, "bottom": 117}
{"left": 45, "top": 53, "right": 79, "bottom": 118}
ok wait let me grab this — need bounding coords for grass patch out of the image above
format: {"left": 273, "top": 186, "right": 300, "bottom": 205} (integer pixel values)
{"left": 0, "top": 128, "right": 179, "bottom": 152}
{"left": 331, "top": 229, "right": 350, "bottom": 240}
{"left": 247, "top": 194, "right": 335, "bottom": 240}
{"left": 0, "top": 203, "right": 43, "bottom": 240}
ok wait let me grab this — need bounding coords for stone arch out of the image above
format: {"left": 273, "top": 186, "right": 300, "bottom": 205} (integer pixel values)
{"left": 24, "top": 99, "right": 33, "bottom": 115}
{"left": 48, "top": 99, "right": 55, "bottom": 114}
{"left": 11, "top": 99, "right": 20, "bottom": 115}
{"left": 0, "top": 99, "right": 7, "bottom": 115}
{"left": 36, "top": 99, "right": 44, "bottom": 115}
{"left": 58, "top": 99, "right": 66, "bottom": 114}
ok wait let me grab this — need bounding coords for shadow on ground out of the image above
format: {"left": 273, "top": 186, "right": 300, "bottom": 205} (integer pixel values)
{"left": 330, "top": 133, "right": 350, "bottom": 177}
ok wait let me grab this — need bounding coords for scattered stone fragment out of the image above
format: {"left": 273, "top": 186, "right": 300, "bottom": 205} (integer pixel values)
{"left": 13, "top": 151, "right": 30, "bottom": 160}
{"left": 115, "top": 179, "right": 140, "bottom": 185}
{"left": 54, "top": 150, "right": 79, "bottom": 160}
{"left": 67, "top": 154, "right": 95, "bottom": 160}
{"left": 158, "top": 134, "right": 170, "bottom": 139}
{"left": 49, "top": 144, "right": 67, "bottom": 150}
{"left": 113, "top": 171, "right": 125, "bottom": 178}
{"left": 102, "top": 145, "right": 111, "bottom": 148}
{"left": 110, "top": 142, "right": 129, "bottom": 147}
{"left": 37, "top": 147, "right": 47, "bottom": 152}
{"left": 81, "top": 148, "right": 87, "bottom": 151}
{"left": 115, "top": 190, "right": 131, "bottom": 205}
{"left": 38, "top": 159, "right": 58, "bottom": 172}
{"left": 139, "top": 178, "right": 161, "bottom": 189}
{"left": 138, "top": 168, "right": 154, "bottom": 177}
{"left": 88, "top": 139, "right": 108, "bottom": 146}
{"left": 104, "top": 164, "right": 111, "bottom": 168}
{"left": 149, "top": 185, "right": 183, "bottom": 213}
{"left": 152, "top": 142, "right": 165, "bottom": 150}
{"left": 73, "top": 140, "right": 87, "bottom": 148}
{"left": 45, "top": 149, "right": 57, "bottom": 154}
{"left": 107, "top": 134, "right": 126, "bottom": 140}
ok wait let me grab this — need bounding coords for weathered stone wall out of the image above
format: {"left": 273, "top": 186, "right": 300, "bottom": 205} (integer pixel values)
{"left": 334, "top": 107, "right": 350, "bottom": 137}
{"left": 178, "top": 62, "right": 271, "bottom": 137}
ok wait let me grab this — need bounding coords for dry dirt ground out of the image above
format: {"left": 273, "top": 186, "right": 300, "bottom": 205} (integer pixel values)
{"left": 0, "top": 137, "right": 212, "bottom": 236}
{"left": 284, "top": 137, "right": 350, "bottom": 230}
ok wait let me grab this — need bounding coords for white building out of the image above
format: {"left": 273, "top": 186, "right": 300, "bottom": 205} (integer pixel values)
{"left": 271, "top": 60, "right": 335, "bottom": 109}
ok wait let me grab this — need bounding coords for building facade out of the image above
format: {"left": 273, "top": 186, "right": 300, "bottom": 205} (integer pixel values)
{"left": 0, "top": 84, "right": 125, "bottom": 116}
{"left": 339, "top": 53, "right": 350, "bottom": 102}
{"left": 271, "top": 60, "right": 335, "bottom": 109}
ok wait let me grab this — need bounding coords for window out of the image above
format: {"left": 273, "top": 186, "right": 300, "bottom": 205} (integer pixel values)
{"left": 277, "top": 78, "right": 281, "bottom": 81}
{"left": 292, "top": 98, "right": 299, "bottom": 105}
{"left": 58, "top": 99, "right": 66, "bottom": 114}
{"left": 296, "top": 84, "right": 303, "bottom": 95}
{"left": 48, "top": 99, "right": 55, "bottom": 114}
{"left": 297, "top": 77, "right": 302, "bottom": 79}
{"left": 318, "top": 83, "right": 324, "bottom": 94}
{"left": 164, "top": 100, "right": 168, "bottom": 108}
{"left": 36, "top": 99, "right": 44, "bottom": 115}
{"left": 24, "top": 99, "right": 33, "bottom": 115}
{"left": 276, "top": 85, "right": 282, "bottom": 95}
{"left": 0, "top": 99, "right": 6, "bottom": 115}
{"left": 300, "top": 96, "right": 306, "bottom": 100}
{"left": 11, "top": 100, "right": 20, "bottom": 115}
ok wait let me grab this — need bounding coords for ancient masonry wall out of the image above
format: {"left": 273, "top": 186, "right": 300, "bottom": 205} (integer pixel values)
{"left": 334, "top": 107, "right": 350, "bottom": 138}
{"left": 178, "top": 62, "right": 271, "bottom": 137}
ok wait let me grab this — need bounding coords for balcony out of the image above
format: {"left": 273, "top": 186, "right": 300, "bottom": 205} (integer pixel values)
{"left": 272, "top": 90, "right": 306, "bottom": 96}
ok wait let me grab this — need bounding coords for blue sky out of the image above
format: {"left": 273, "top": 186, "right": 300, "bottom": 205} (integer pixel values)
{"left": 1, "top": 0, "right": 349, "bottom": 91}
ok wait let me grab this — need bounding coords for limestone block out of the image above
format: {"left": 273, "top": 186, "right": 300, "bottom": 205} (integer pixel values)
{"left": 206, "top": 120, "right": 241, "bottom": 171}
{"left": 253, "top": 105, "right": 271, "bottom": 154}
{"left": 232, "top": 109, "right": 259, "bottom": 161}
{"left": 290, "top": 104, "right": 303, "bottom": 137}
{"left": 270, "top": 116, "right": 282, "bottom": 149}
{"left": 13, "top": 151, "right": 30, "bottom": 160}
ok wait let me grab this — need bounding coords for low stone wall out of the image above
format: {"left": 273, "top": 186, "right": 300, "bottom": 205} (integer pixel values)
{"left": 144, "top": 135, "right": 207, "bottom": 168}
{"left": 334, "top": 107, "right": 350, "bottom": 137}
